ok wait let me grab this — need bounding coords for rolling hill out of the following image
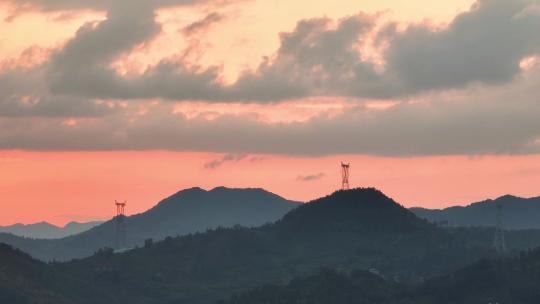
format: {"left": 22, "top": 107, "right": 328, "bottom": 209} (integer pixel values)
{"left": 411, "top": 195, "right": 540, "bottom": 229}
{"left": 2, "top": 188, "right": 527, "bottom": 304}
{"left": 0, "top": 187, "right": 299, "bottom": 261}
{"left": 0, "top": 221, "right": 104, "bottom": 239}
{"left": 47, "top": 188, "right": 493, "bottom": 304}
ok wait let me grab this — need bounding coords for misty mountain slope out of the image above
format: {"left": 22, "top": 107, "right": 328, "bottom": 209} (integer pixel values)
{"left": 411, "top": 195, "right": 540, "bottom": 229}
{"left": 0, "top": 221, "right": 104, "bottom": 239}
{"left": 52, "top": 188, "right": 493, "bottom": 304}
{"left": 0, "top": 187, "right": 299, "bottom": 261}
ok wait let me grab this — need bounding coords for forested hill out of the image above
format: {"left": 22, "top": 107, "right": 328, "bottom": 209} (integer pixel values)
{"left": 0, "top": 187, "right": 299, "bottom": 261}
{"left": 0, "top": 244, "right": 112, "bottom": 304}
{"left": 47, "top": 188, "right": 492, "bottom": 304}
{"left": 224, "top": 248, "right": 540, "bottom": 304}
{"left": 411, "top": 194, "right": 540, "bottom": 229}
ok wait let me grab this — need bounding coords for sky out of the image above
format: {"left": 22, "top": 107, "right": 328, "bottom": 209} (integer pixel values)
{"left": 1, "top": 0, "right": 540, "bottom": 225}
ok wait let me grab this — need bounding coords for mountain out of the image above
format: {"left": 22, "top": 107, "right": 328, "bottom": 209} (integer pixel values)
{"left": 0, "top": 187, "right": 299, "bottom": 261}
{"left": 411, "top": 195, "right": 540, "bottom": 229}
{"left": 40, "top": 188, "right": 493, "bottom": 304}
{"left": 0, "top": 221, "right": 104, "bottom": 239}
{"left": 2, "top": 188, "right": 537, "bottom": 304}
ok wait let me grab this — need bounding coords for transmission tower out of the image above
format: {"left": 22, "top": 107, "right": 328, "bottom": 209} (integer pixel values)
{"left": 114, "top": 200, "right": 127, "bottom": 250}
{"left": 341, "top": 162, "right": 350, "bottom": 190}
{"left": 493, "top": 202, "right": 507, "bottom": 254}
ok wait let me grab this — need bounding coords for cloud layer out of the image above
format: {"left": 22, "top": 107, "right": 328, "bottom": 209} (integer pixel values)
{"left": 1, "top": 0, "right": 540, "bottom": 156}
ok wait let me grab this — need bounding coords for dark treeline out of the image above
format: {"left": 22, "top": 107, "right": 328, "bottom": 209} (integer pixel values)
{"left": 225, "top": 249, "right": 540, "bottom": 304}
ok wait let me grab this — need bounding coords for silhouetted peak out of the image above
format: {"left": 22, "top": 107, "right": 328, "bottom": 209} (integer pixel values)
{"left": 209, "top": 186, "right": 285, "bottom": 199}
{"left": 157, "top": 187, "right": 207, "bottom": 204}
{"left": 210, "top": 186, "right": 232, "bottom": 192}
{"left": 470, "top": 195, "right": 525, "bottom": 208}
{"left": 280, "top": 188, "right": 426, "bottom": 232}
{"left": 147, "top": 185, "right": 298, "bottom": 222}
{"left": 5, "top": 221, "right": 58, "bottom": 229}
{"left": 163, "top": 186, "right": 281, "bottom": 204}
{"left": 495, "top": 194, "right": 521, "bottom": 201}
{"left": 175, "top": 187, "right": 207, "bottom": 195}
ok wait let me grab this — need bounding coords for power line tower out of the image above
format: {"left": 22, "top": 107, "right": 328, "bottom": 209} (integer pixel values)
{"left": 114, "top": 200, "right": 127, "bottom": 250}
{"left": 341, "top": 162, "right": 350, "bottom": 190}
{"left": 493, "top": 202, "right": 507, "bottom": 254}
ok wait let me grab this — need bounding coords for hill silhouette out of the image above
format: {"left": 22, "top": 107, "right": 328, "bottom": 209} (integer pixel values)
{"left": 411, "top": 195, "right": 540, "bottom": 229}
{"left": 43, "top": 188, "right": 493, "bottom": 304}
{"left": 279, "top": 188, "right": 430, "bottom": 234}
{"left": 0, "top": 221, "right": 103, "bottom": 239}
{"left": 3, "top": 188, "right": 540, "bottom": 304}
{"left": 0, "top": 187, "right": 299, "bottom": 261}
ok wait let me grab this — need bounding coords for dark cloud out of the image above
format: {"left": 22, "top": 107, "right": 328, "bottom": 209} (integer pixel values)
{"left": 297, "top": 173, "right": 325, "bottom": 182}
{"left": 42, "top": 0, "right": 227, "bottom": 101}
{"left": 2, "top": 62, "right": 540, "bottom": 155}
{"left": 0, "top": 95, "right": 115, "bottom": 118}
{"left": 226, "top": 14, "right": 383, "bottom": 101}
{"left": 46, "top": 1, "right": 161, "bottom": 97}
{"left": 0, "top": 58, "right": 115, "bottom": 118}
{"left": 203, "top": 153, "right": 247, "bottom": 169}
{"left": 42, "top": 11, "right": 380, "bottom": 102}
{"left": 34, "top": 0, "right": 540, "bottom": 102}
{"left": 181, "top": 12, "right": 225, "bottom": 36}
{"left": 382, "top": 0, "right": 540, "bottom": 95}
{"left": 1, "top": 0, "right": 540, "bottom": 157}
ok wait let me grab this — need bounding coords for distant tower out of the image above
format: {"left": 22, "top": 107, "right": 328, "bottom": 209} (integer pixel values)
{"left": 493, "top": 202, "right": 507, "bottom": 254}
{"left": 114, "top": 200, "right": 127, "bottom": 250}
{"left": 341, "top": 162, "right": 350, "bottom": 190}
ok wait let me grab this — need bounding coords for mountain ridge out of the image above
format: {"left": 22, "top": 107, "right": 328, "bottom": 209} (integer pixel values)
{"left": 0, "top": 187, "right": 531, "bottom": 304}
{"left": 0, "top": 220, "right": 104, "bottom": 239}
{"left": 47, "top": 188, "right": 494, "bottom": 304}
{"left": 0, "top": 186, "right": 300, "bottom": 261}
{"left": 411, "top": 194, "right": 540, "bottom": 229}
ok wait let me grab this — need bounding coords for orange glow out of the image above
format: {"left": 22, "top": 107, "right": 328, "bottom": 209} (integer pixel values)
{"left": 1, "top": 0, "right": 534, "bottom": 228}
{"left": 0, "top": 4, "right": 104, "bottom": 58}
{"left": 1, "top": 1, "right": 474, "bottom": 80}
{"left": 1, "top": 150, "right": 540, "bottom": 226}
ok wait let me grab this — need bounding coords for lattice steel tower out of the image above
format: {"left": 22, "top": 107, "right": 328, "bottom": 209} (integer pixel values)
{"left": 493, "top": 202, "right": 507, "bottom": 254}
{"left": 341, "top": 162, "right": 350, "bottom": 190}
{"left": 115, "top": 200, "right": 127, "bottom": 250}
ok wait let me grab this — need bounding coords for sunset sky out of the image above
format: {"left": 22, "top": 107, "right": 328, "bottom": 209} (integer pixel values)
{"left": 1, "top": 0, "right": 540, "bottom": 226}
